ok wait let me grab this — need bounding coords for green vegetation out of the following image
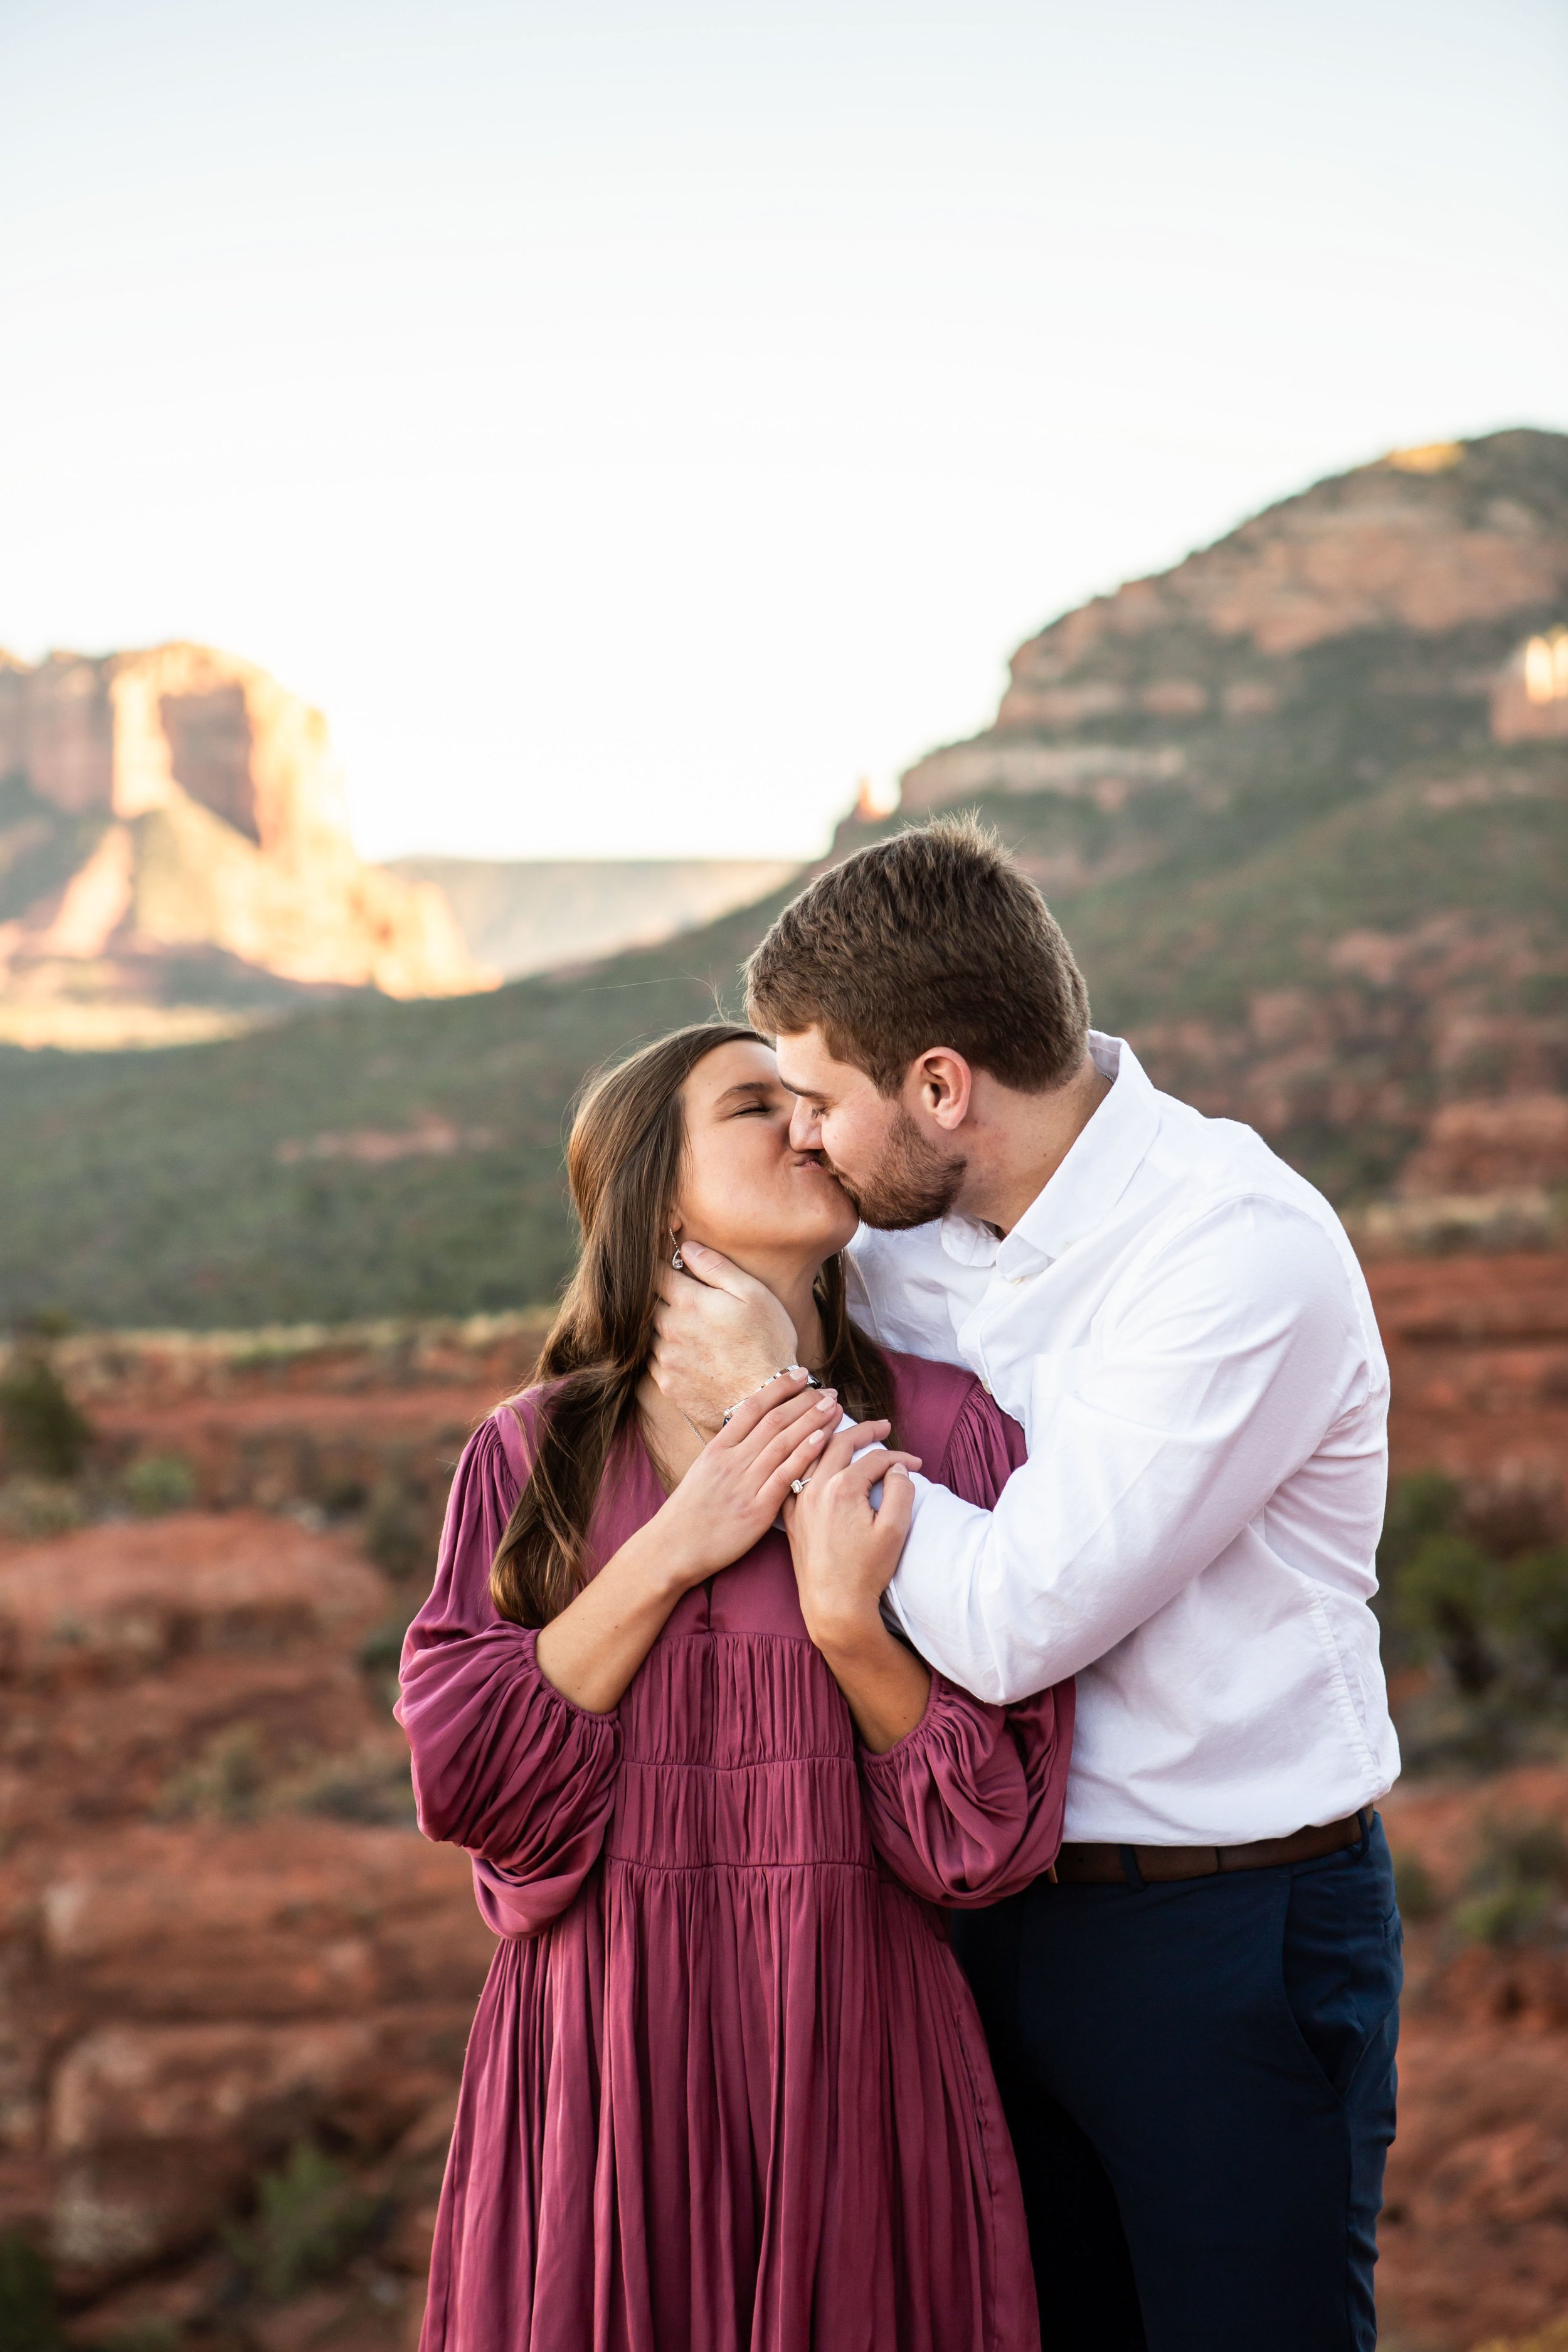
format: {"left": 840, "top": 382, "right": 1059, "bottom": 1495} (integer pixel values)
{"left": 363, "top": 1459, "right": 434, "bottom": 1578}
{"left": 1, "top": 431, "right": 1564, "bottom": 1329}
{"left": 359, "top": 1594, "right": 421, "bottom": 1714}
{"left": 1377, "top": 1475, "right": 1568, "bottom": 1769}
{"left": 0, "top": 1342, "right": 93, "bottom": 1478}
{"left": 157, "top": 1725, "right": 268, "bottom": 1823}
{"left": 0, "top": 734, "right": 1560, "bottom": 1330}
{"left": 0, "top": 1476, "right": 85, "bottom": 1539}
{"left": 290, "top": 1749, "right": 417, "bottom": 1826}
{"left": 1391, "top": 1851, "right": 1439, "bottom": 1925}
{"left": 124, "top": 1451, "right": 197, "bottom": 1515}
{"left": 0, "top": 2232, "right": 61, "bottom": 2352}
{"left": 1453, "top": 1820, "right": 1568, "bottom": 1948}
{"left": 224, "top": 2141, "right": 381, "bottom": 2302}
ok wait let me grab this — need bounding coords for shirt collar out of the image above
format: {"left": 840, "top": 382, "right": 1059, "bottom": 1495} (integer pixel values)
{"left": 938, "top": 1033, "right": 1162, "bottom": 1278}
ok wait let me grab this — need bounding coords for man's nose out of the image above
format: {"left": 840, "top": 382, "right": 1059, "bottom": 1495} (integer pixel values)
{"left": 788, "top": 1101, "right": 818, "bottom": 1150}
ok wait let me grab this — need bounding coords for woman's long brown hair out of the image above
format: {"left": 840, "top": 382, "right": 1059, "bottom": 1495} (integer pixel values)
{"left": 490, "top": 1022, "right": 898, "bottom": 1629}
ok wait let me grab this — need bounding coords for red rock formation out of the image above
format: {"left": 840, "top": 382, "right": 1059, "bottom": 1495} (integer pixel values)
{"left": 1380, "top": 1765, "right": 1568, "bottom": 2348}
{"left": 0, "top": 645, "right": 492, "bottom": 1045}
{"left": 0, "top": 1506, "right": 494, "bottom": 2347}
{"left": 899, "top": 428, "right": 1568, "bottom": 812}
{"left": 0, "top": 1276, "right": 1565, "bottom": 2345}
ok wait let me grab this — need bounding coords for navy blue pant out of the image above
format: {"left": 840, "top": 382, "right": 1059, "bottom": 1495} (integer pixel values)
{"left": 951, "top": 1816, "right": 1402, "bottom": 2350}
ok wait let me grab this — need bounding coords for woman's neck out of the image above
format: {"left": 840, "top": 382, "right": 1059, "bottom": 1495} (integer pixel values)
{"left": 638, "top": 1253, "right": 827, "bottom": 1491}
{"left": 768, "top": 1259, "right": 827, "bottom": 1372}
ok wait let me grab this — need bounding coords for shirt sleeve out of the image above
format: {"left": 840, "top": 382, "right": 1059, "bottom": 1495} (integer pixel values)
{"left": 884, "top": 1195, "right": 1370, "bottom": 1705}
{"left": 858, "top": 1378, "right": 1073, "bottom": 1904}
{"left": 396, "top": 1412, "right": 622, "bottom": 1937}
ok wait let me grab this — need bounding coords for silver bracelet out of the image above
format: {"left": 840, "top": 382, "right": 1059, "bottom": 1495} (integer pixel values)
{"left": 721, "top": 1365, "right": 820, "bottom": 1426}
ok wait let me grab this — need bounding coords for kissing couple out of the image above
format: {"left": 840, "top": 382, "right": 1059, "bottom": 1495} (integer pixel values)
{"left": 398, "top": 817, "right": 1402, "bottom": 2352}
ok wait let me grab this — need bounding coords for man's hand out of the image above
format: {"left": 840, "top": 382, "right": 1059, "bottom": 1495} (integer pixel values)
{"left": 784, "top": 1424, "right": 923, "bottom": 1654}
{"left": 650, "top": 1241, "right": 799, "bottom": 1434}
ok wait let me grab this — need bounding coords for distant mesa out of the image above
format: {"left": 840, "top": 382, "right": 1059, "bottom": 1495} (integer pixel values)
{"left": 898, "top": 426, "right": 1568, "bottom": 813}
{"left": 0, "top": 641, "right": 806, "bottom": 1049}
{"left": 0, "top": 644, "right": 492, "bottom": 1047}
{"left": 1, "top": 428, "right": 1566, "bottom": 1328}
{"left": 390, "top": 857, "right": 800, "bottom": 982}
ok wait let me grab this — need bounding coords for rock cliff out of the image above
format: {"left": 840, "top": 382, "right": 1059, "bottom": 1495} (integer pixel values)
{"left": 899, "top": 431, "right": 1568, "bottom": 812}
{"left": 1, "top": 432, "right": 1564, "bottom": 1325}
{"left": 0, "top": 645, "right": 490, "bottom": 1046}
{"left": 1, "top": 1284, "right": 1565, "bottom": 2349}
{"left": 848, "top": 426, "right": 1568, "bottom": 1235}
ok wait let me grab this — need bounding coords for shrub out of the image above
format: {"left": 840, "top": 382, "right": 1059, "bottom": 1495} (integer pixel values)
{"left": 359, "top": 1598, "right": 418, "bottom": 1712}
{"left": 1471, "top": 2323, "right": 1568, "bottom": 2352}
{"left": 0, "top": 1350, "right": 92, "bottom": 1481}
{"left": 290, "top": 1749, "right": 417, "bottom": 1826}
{"left": 224, "top": 2142, "right": 381, "bottom": 2302}
{"left": 125, "top": 1453, "right": 198, "bottom": 1517}
{"left": 1396, "top": 1531, "right": 1506, "bottom": 1697}
{"left": 0, "top": 2231, "right": 61, "bottom": 2352}
{"left": 0, "top": 1477, "right": 86, "bottom": 1540}
{"left": 363, "top": 1471, "right": 426, "bottom": 1579}
{"left": 157, "top": 1726, "right": 268, "bottom": 1823}
{"left": 1378, "top": 1475, "right": 1568, "bottom": 1763}
{"left": 1392, "top": 1851, "right": 1440, "bottom": 1924}
{"left": 1454, "top": 1818, "right": 1568, "bottom": 1947}
{"left": 1502, "top": 1547, "right": 1568, "bottom": 1679}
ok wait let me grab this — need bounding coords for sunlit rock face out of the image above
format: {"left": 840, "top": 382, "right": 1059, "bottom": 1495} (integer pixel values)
{"left": 899, "top": 428, "right": 1568, "bottom": 813}
{"left": 0, "top": 644, "right": 490, "bottom": 1045}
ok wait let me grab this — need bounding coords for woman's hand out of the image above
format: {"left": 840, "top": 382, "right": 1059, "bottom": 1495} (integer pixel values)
{"left": 785, "top": 1426, "right": 931, "bottom": 1752}
{"left": 535, "top": 1374, "right": 840, "bottom": 1715}
{"left": 653, "top": 1373, "right": 843, "bottom": 1587}
{"left": 785, "top": 1424, "right": 923, "bottom": 1649}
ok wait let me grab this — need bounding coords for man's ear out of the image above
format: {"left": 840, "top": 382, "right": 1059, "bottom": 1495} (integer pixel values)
{"left": 912, "top": 1049, "right": 973, "bottom": 1133}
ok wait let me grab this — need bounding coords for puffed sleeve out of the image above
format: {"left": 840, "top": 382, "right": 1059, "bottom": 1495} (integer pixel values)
{"left": 859, "top": 1672, "right": 1072, "bottom": 1906}
{"left": 859, "top": 1377, "right": 1073, "bottom": 1905}
{"left": 396, "top": 1406, "right": 622, "bottom": 1937}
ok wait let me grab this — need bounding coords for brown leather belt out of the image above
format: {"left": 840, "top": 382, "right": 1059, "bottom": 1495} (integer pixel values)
{"left": 1051, "top": 1810, "right": 1372, "bottom": 1887}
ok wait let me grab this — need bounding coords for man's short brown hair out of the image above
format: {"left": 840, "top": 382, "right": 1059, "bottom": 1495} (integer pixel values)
{"left": 746, "top": 814, "right": 1090, "bottom": 1094}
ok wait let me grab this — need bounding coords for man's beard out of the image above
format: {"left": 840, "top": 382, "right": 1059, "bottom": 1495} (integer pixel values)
{"left": 825, "top": 1106, "right": 967, "bottom": 1231}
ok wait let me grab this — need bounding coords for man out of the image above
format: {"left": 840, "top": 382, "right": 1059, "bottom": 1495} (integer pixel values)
{"left": 652, "top": 816, "right": 1401, "bottom": 2352}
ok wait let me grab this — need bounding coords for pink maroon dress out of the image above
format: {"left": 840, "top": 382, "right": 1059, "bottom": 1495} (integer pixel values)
{"left": 398, "top": 1350, "right": 1072, "bottom": 2352}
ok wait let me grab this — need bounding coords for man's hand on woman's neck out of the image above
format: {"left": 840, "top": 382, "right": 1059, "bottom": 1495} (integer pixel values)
{"left": 645, "top": 1249, "right": 828, "bottom": 1465}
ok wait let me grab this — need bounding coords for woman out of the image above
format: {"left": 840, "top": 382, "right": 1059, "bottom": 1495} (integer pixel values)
{"left": 398, "top": 1023, "right": 1072, "bottom": 2352}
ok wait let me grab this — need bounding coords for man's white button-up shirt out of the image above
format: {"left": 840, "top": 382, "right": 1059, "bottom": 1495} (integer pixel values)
{"left": 849, "top": 1033, "right": 1400, "bottom": 1847}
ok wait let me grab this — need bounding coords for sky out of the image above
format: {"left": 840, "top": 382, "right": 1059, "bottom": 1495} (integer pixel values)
{"left": 1, "top": 1, "right": 1565, "bottom": 863}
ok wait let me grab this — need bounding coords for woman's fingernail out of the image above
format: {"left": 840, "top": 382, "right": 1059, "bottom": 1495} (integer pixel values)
{"left": 817, "top": 1396, "right": 835, "bottom": 1412}
{"left": 809, "top": 1429, "right": 826, "bottom": 1444}
{"left": 888, "top": 1463, "right": 909, "bottom": 1478}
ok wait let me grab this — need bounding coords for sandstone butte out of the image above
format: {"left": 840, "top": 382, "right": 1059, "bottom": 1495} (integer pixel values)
{"left": 0, "top": 644, "right": 494, "bottom": 1047}
{"left": 896, "top": 434, "right": 1568, "bottom": 816}
{"left": 0, "top": 1268, "right": 1566, "bottom": 2352}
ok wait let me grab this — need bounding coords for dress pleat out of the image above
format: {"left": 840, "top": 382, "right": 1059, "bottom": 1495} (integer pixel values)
{"left": 399, "top": 1353, "right": 1072, "bottom": 2352}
